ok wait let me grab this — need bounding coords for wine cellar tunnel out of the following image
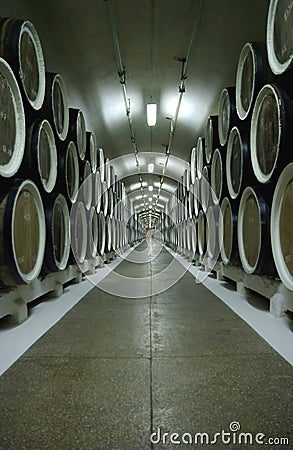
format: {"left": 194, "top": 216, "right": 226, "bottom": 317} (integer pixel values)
{"left": 0, "top": 0, "right": 292, "bottom": 449}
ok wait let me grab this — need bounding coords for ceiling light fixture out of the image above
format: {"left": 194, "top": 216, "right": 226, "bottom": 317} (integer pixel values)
{"left": 148, "top": 163, "right": 154, "bottom": 173}
{"left": 147, "top": 102, "right": 157, "bottom": 127}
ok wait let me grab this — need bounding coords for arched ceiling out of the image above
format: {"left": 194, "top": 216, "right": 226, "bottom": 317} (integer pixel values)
{"left": 1, "top": 0, "right": 270, "bottom": 224}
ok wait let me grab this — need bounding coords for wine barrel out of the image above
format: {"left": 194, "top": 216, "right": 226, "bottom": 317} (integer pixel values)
{"left": 79, "top": 159, "right": 92, "bottom": 210}
{"left": 219, "top": 197, "right": 239, "bottom": 265}
{"left": 43, "top": 72, "right": 69, "bottom": 141}
{"left": 67, "top": 108, "right": 86, "bottom": 160}
{"left": 193, "top": 177, "right": 200, "bottom": 217}
{"left": 201, "top": 165, "right": 213, "bottom": 213}
{"left": 0, "top": 18, "right": 45, "bottom": 110}
{"left": 197, "top": 209, "right": 206, "bottom": 257}
{"left": 43, "top": 193, "right": 70, "bottom": 272}
{"left": 70, "top": 201, "right": 87, "bottom": 264}
{"left": 237, "top": 186, "right": 276, "bottom": 275}
{"left": 94, "top": 170, "right": 102, "bottom": 213}
{"left": 218, "top": 86, "right": 239, "bottom": 146}
{"left": 104, "top": 158, "right": 111, "bottom": 189}
{"left": 108, "top": 188, "right": 114, "bottom": 219}
{"left": 188, "top": 184, "right": 194, "bottom": 219}
{"left": 211, "top": 147, "right": 226, "bottom": 204}
{"left": 0, "top": 179, "right": 45, "bottom": 286}
{"left": 236, "top": 41, "right": 273, "bottom": 120}
{"left": 56, "top": 140, "right": 79, "bottom": 204}
{"left": 97, "top": 211, "right": 106, "bottom": 256}
{"left": 226, "top": 126, "right": 253, "bottom": 199}
{"left": 206, "top": 205, "right": 221, "bottom": 262}
{"left": 190, "top": 216, "right": 197, "bottom": 259}
{"left": 267, "top": 0, "right": 293, "bottom": 75}
{"left": 0, "top": 57, "right": 26, "bottom": 178}
{"left": 271, "top": 163, "right": 293, "bottom": 290}
{"left": 105, "top": 217, "right": 112, "bottom": 253}
{"left": 86, "top": 131, "right": 97, "bottom": 173}
{"left": 190, "top": 146, "right": 197, "bottom": 184}
{"left": 183, "top": 167, "right": 190, "bottom": 192}
{"left": 205, "top": 115, "right": 220, "bottom": 164}
{"left": 101, "top": 181, "right": 109, "bottom": 217}
{"left": 251, "top": 83, "right": 293, "bottom": 184}
{"left": 22, "top": 119, "right": 57, "bottom": 193}
{"left": 87, "top": 206, "right": 98, "bottom": 259}
{"left": 196, "top": 137, "right": 205, "bottom": 179}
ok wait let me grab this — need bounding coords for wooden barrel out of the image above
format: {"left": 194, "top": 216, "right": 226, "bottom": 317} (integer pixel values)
{"left": 0, "top": 18, "right": 45, "bottom": 110}
{"left": 190, "top": 146, "right": 197, "bottom": 184}
{"left": 193, "top": 177, "right": 200, "bottom": 217}
{"left": 211, "top": 147, "right": 226, "bottom": 204}
{"left": 108, "top": 188, "right": 114, "bottom": 219}
{"left": 43, "top": 193, "right": 70, "bottom": 272}
{"left": 68, "top": 108, "right": 86, "bottom": 160}
{"left": 190, "top": 216, "right": 197, "bottom": 259}
{"left": 201, "top": 165, "right": 213, "bottom": 213}
{"left": 267, "top": 0, "right": 293, "bottom": 75}
{"left": 105, "top": 217, "right": 112, "bottom": 253}
{"left": 226, "top": 126, "right": 253, "bottom": 199}
{"left": 218, "top": 86, "right": 239, "bottom": 146}
{"left": 70, "top": 201, "right": 87, "bottom": 264}
{"left": 237, "top": 186, "right": 276, "bottom": 275}
{"left": 104, "top": 158, "right": 111, "bottom": 189}
{"left": 196, "top": 136, "right": 205, "bottom": 179}
{"left": 205, "top": 115, "right": 220, "bottom": 164}
{"left": 271, "top": 163, "right": 293, "bottom": 290}
{"left": 79, "top": 159, "right": 92, "bottom": 210}
{"left": 0, "top": 179, "right": 45, "bottom": 286}
{"left": 251, "top": 83, "right": 293, "bottom": 183}
{"left": 236, "top": 41, "right": 273, "bottom": 120}
{"left": 43, "top": 72, "right": 69, "bottom": 141}
{"left": 188, "top": 184, "right": 194, "bottom": 219}
{"left": 94, "top": 170, "right": 102, "bottom": 213}
{"left": 57, "top": 140, "right": 79, "bottom": 204}
{"left": 0, "top": 57, "right": 26, "bottom": 178}
{"left": 219, "top": 197, "right": 239, "bottom": 265}
{"left": 97, "top": 211, "right": 106, "bottom": 256}
{"left": 206, "top": 204, "right": 221, "bottom": 262}
{"left": 87, "top": 206, "right": 98, "bottom": 259}
{"left": 22, "top": 119, "right": 57, "bottom": 193}
{"left": 101, "top": 181, "right": 109, "bottom": 217}
{"left": 86, "top": 131, "right": 97, "bottom": 173}
{"left": 197, "top": 209, "right": 206, "bottom": 257}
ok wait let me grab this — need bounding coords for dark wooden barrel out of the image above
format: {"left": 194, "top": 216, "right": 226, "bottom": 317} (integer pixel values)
{"left": 0, "top": 18, "right": 45, "bottom": 111}
{"left": 251, "top": 83, "right": 293, "bottom": 184}
{"left": 0, "top": 56, "right": 26, "bottom": 178}
{"left": 226, "top": 126, "right": 254, "bottom": 199}
{"left": 0, "top": 178, "right": 45, "bottom": 286}
{"left": 70, "top": 200, "right": 87, "bottom": 264}
{"left": 201, "top": 165, "right": 213, "bottom": 213}
{"left": 93, "top": 170, "right": 102, "bottom": 213}
{"left": 236, "top": 41, "right": 274, "bottom": 120}
{"left": 271, "top": 162, "right": 293, "bottom": 290}
{"left": 197, "top": 209, "right": 206, "bottom": 257}
{"left": 43, "top": 193, "right": 70, "bottom": 272}
{"left": 219, "top": 197, "right": 239, "bottom": 265}
{"left": 196, "top": 136, "right": 205, "bottom": 179}
{"left": 193, "top": 177, "right": 200, "bottom": 217}
{"left": 267, "top": 0, "right": 293, "bottom": 75}
{"left": 205, "top": 115, "right": 220, "bottom": 164}
{"left": 206, "top": 204, "right": 221, "bottom": 262}
{"left": 97, "top": 211, "right": 106, "bottom": 256}
{"left": 86, "top": 131, "right": 97, "bottom": 173}
{"left": 56, "top": 140, "right": 80, "bottom": 204}
{"left": 42, "top": 72, "right": 69, "bottom": 141}
{"left": 87, "top": 206, "right": 98, "bottom": 259}
{"left": 22, "top": 119, "right": 57, "bottom": 193}
{"left": 237, "top": 186, "right": 276, "bottom": 275}
{"left": 218, "top": 86, "right": 239, "bottom": 146}
{"left": 67, "top": 108, "right": 86, "bottom": 160}
{"left": 79, "top": 159, "right": 92, "bottom": 210}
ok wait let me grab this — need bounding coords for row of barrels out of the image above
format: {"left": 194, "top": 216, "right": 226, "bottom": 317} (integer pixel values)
{"left": 0, "top": 16, "right": 139, "bottom": 288}
{"left": 164, "top": 0, "right": 293, "bottom": 291}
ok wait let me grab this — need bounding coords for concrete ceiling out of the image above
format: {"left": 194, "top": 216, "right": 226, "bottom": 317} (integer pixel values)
{"left": 1, "top": 0, "right": 270, "bottom": 216}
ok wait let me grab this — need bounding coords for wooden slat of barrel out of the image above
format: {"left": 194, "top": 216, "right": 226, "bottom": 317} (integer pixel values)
{"left": 0, "top": 57, "right": 26, "bottom": 178}
{"left": 0, "top": 179, "right": 45, "bottom": 286}
{"left": 267, "top": 0, "right": 293, "bottom": 75}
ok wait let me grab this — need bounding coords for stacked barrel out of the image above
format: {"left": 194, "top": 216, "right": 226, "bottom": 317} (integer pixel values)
{"left": 164, "top": 0, "right": 293, "bottom": 292}
{"left": 0, "top": 16, "right": 136, "bottom": 290}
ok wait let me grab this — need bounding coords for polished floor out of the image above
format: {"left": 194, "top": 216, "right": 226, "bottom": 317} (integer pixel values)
{"left": 0, "top": 241, "right": 292, "bottom": 449}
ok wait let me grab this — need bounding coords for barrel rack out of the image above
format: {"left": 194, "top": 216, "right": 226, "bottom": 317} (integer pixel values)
{"left": 200, "top": 258, "right": 293, "bottom": 318}
{"left": 0, "top": 251, "right": 119, "bottom": 325}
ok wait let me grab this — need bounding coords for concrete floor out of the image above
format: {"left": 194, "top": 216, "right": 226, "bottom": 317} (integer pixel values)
{"left": 0, "top": 241, "right": 292, "bottom": 449}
